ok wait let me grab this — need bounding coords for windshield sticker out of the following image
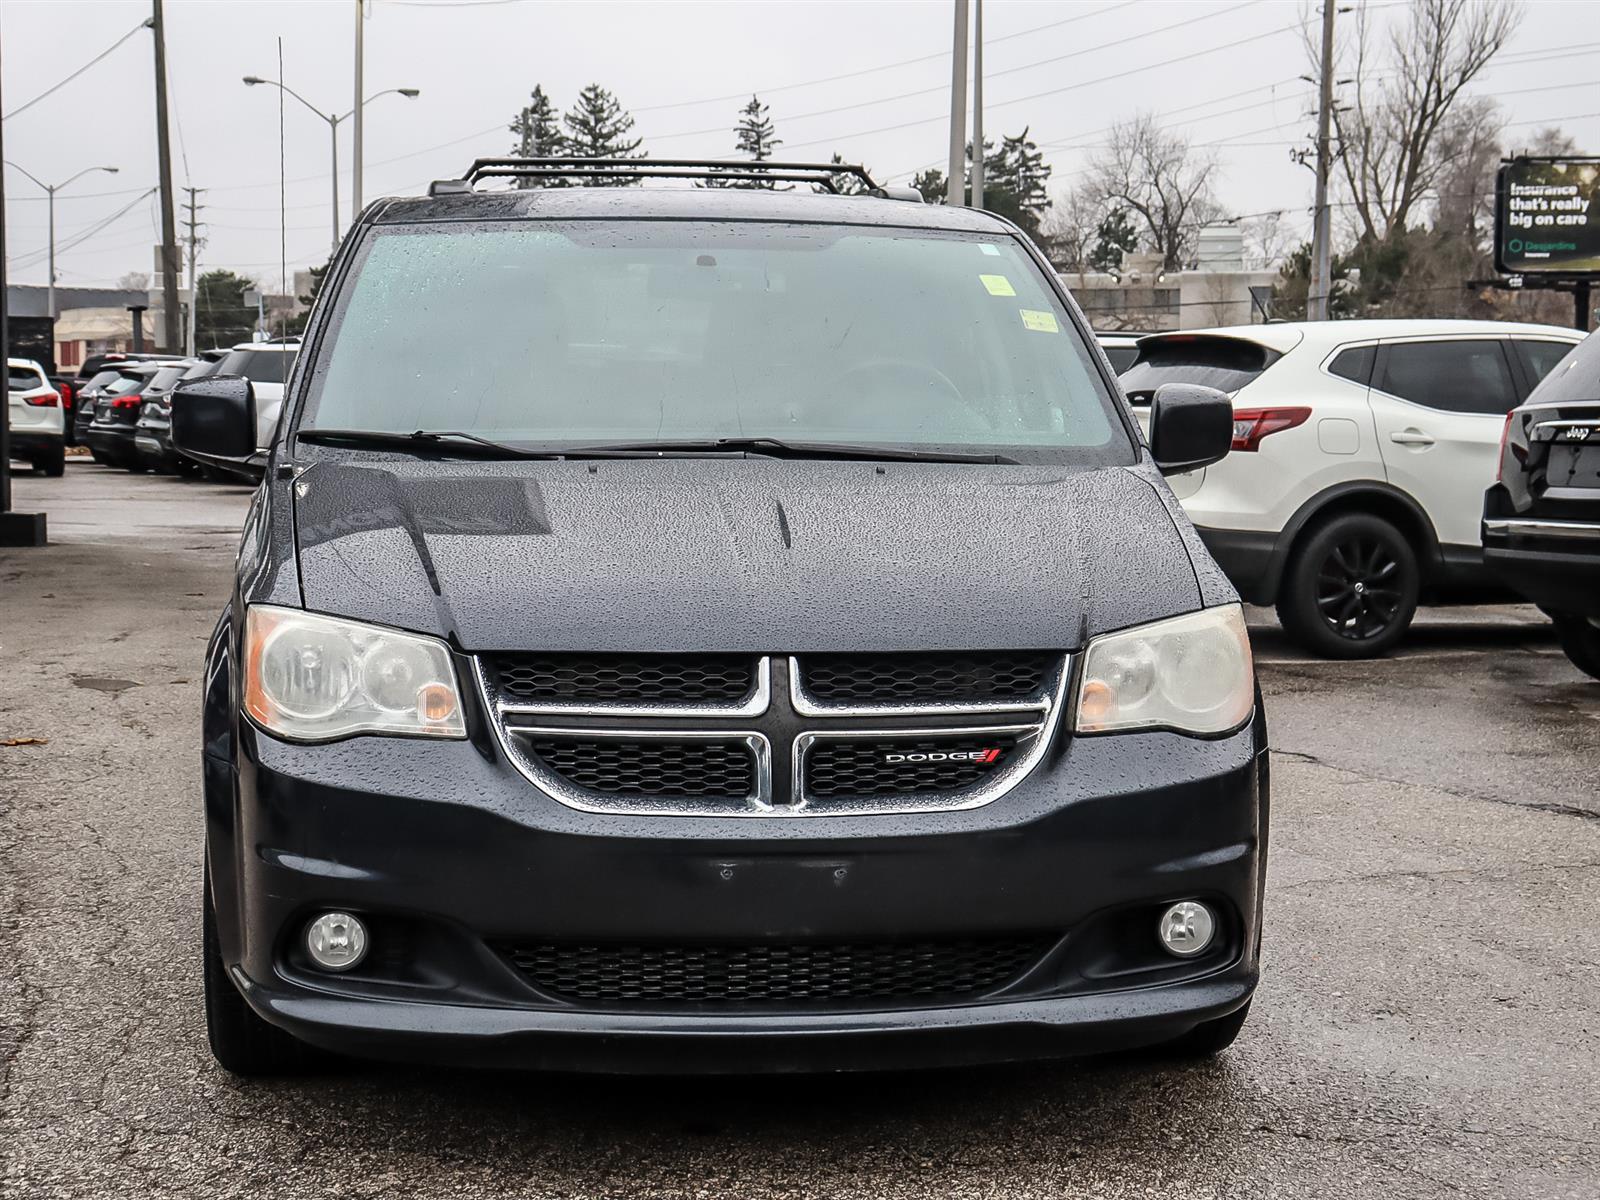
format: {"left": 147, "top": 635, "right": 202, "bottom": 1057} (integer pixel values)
{"left": 980, "top": 274, "right": 1016, "bottom": 297}
{"left": 978, "top": 243, "right": 1002, "bottom": 256}
{"left": 1019, "top": 309, "right": 1060, "bottom": 333}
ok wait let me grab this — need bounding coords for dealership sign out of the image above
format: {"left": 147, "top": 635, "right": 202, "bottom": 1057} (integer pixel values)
{"left": 1495, "top": 156, "right": 1600, "bottom": 276}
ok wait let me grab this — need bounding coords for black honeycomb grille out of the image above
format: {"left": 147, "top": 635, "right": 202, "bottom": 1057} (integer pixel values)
{"left": 804, "top": 736, "right": 1017, "bottom": 797}
{"left": 490, "top": 654, "right": 757, "bottom": 706}
{"left": 527, "top": 736, "right": 754, "bottom": 798}
{"left": 503, "top": 936, "right": 1051, "bottom": 1007}
{"left": 799, "top": 652, "right": 1053, "bottom": 707}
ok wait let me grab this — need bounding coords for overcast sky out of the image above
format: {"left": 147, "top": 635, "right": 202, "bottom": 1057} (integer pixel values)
{"left": 2, "top": 0, "right": 1595, "bottom": 292}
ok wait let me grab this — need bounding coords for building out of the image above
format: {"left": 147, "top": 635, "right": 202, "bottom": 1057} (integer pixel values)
{"left": 5, "top": 285, "right": 152, "bottom": 372}
{"left": 1057, "top": 226, "right": 1279, "bottom": 332}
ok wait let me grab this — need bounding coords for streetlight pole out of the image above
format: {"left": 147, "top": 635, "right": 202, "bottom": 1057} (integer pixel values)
{"left": 353, "top": 0, "right": 364, "bottom": 218}
{"left": 4, "top": 163, "right": 120, "bottom": 318}
{"left": 242, "top": 78, "right": 418, "bottom": 256}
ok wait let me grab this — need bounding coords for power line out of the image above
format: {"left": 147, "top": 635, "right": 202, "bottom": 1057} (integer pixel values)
{"left": 2, "top": 19, "right": 150, "bottom": 122}
{"left": 8, "top": 187, "right": 156, "bottom": 270}
{"left": 629, "top": 0, "right": 1142, "bottom": 115}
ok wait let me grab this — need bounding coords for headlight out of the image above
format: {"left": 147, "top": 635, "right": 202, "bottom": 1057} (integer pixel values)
{"left": 243, "top": 606, "right": 466, "bottom": 743}
{"left": 1074, "top": 605, "right": 1253, "bottom": 735}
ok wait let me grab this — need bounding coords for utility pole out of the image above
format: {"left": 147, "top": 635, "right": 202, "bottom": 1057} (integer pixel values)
{"left": 947, "top": 0, "right": 968, "bottom": 206}
{"left": 1307, "top": 0, "right": 1337, "bottom": 321}
{"left": 352, "top": 0, "right": 365, "bottom": 218}
{"left": 971, "top": 0, "right": 984, "bottom": 209}
{"left": 151, "top": 0, "right": 180, "bottom": 351}
{"left": 183, "top": 186, "right": 205, "bottom": 356}
{"left": 0, "top": 26, "right": 48, "bottom": 547}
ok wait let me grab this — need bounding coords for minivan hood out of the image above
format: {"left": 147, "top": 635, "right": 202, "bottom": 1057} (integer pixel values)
{"left": 291, "top": 458, "right": 1203, "bottom": 652}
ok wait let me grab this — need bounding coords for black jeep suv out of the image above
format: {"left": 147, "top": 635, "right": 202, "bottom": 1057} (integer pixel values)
{"left": 172, "top": 157, "right": 1265, "bottom": 1076}
{"left": 1483, "top": 327, "right": 1600, "bottom": 679}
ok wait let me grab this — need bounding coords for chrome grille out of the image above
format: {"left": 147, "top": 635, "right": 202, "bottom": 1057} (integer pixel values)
{"left": 526, "top": 735, "right": 755, "bottom": 798}
{"left": 483, "top": 652, "right": 1067, "bottom": 817}
{"left": 487, "top": 653, "right": 759, "bottom": 707}
{"left": 796, "top": 651, "right": 1054, "bottom": 710}
{"left": 804, "top": 735, "right": 1019, "bottom": 797}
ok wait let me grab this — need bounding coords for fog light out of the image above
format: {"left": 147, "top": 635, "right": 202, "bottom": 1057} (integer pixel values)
{"left": 1157, "top": 901, "right": 1215, "bottom": 957}
{"left": 305, "top": 911, "right": 368, "bottom": 971}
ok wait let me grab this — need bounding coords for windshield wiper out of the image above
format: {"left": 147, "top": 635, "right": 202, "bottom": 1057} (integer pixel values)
{"left": 296, "top": 430, "right": 1017, "bottom": 465}
{"left": 570, "top": 437, "right": 1017, "bottom": 464}
{"left": 296, "top": 429, "right": 570, "bottom": 459}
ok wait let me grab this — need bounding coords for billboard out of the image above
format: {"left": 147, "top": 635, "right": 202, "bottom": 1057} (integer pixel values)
{"left": 1495, "top": 156, "right": 1600, "bottom": 276}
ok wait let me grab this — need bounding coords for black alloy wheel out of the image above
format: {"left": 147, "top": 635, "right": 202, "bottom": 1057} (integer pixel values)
{"left": 1316, "top": 534, "right": 1403, "bottom": 640}
{"left": 1277, "top": 512, "right": 1420, "bottom": 659}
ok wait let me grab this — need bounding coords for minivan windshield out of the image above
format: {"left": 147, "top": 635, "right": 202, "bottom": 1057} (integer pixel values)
{"left": 301, "top": 221, "right": 1130, "bottom": 465}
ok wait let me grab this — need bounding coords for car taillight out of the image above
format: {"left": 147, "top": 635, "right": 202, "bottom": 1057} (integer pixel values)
{"left": 111, "top": 396, "right": 142, "bottom": 409}
{"left": 1230, "top": 407, "right": 1311, "bottom": 452}
{"left": 24, "top": 392, "right": 60, "bottom": 407}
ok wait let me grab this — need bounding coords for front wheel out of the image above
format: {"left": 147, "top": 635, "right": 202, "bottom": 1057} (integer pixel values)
{"left": 1276, "top": 513, "right": 1420, "bottom": 659}
{"left": 1551, "top": 613, "right": 1600, "bottom": 681}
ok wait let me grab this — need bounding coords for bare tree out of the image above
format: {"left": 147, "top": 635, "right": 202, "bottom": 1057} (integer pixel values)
{"left": 1083, "top": 113, "right": 1221, "bottom": 271}
{"left": 1327, "top": 0, "right": 1519, "bottom": 243}
{"left": 1040, "top": 188, "right": 1101, "bottom": 275}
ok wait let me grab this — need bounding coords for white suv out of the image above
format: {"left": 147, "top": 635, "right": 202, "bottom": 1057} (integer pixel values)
{"left": 1120, "top": 320, "right": 1584, "bottom": 657}
{"left": 7, "top": 357, "right": 65, "bottom": 476}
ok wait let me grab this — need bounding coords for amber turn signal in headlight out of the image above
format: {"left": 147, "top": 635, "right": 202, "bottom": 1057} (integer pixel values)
{"left": 244, "top": 605, "right": 467, "bottom": 743}
{"left": 1074, "top": 605, "right": 1253, "bottom": 736}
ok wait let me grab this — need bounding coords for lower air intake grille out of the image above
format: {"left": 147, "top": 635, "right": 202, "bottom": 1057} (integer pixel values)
{"left": 502, "top": 936, "right": 1051, "bottom": 1007}
{"left": 798, "top": 651, "right": 1054, "bottom": 707}
{"left": 489, "top": 653, "right": 757, "bottom": 706}
{"left": 527, "top": 736, "right": 754, "bottom": 798}
{"left": 805, "top": 736, "right": 1018, "bottom": 797}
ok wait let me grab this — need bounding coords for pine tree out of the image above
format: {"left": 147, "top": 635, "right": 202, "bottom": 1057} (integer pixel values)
{"left": 822, "top": 152, "right": 873, "bottom": 196}
{"left": 1087, "top": 208, "right": 1139, "bottom": 273}
{"left": 508, "top": 84, "right": 565, "bottom": 189}
{"left": 911, "top": 167, "right": 946, "bottom": 204}
{"left": 730, "top": 94, "right": 781, "bottom": 188}
{"left": 562, "top": 84, "right": 643, "bottom": 186}
{"left": 984, "top": 128, "right": 1051, "bottom": 233}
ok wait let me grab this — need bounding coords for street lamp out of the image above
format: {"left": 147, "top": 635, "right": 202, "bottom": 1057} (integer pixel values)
{"left": 242, "top": 77, "right": 420, "bottom": 256}
{"left": 3, "top": 162, "right": 120, "bottom": 319}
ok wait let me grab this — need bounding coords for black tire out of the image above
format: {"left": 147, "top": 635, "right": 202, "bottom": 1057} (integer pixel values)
{"left": 32, "top": 445, "right": 66, "bottom": 477}
{"left": 1276, "top": 512, "right": 1420, "bottom": 659}
{"left": 203, "top": 867, "right": 317, "bottom": 1076}
{"left": 1162, "top": 1002, "right": 1251, "bottom": 1058}
{"left": 1551, "top": 612, "right": 1600, "bottom": 681}
{"left": 89, "top": 449, "right": 111, "bottom": 466}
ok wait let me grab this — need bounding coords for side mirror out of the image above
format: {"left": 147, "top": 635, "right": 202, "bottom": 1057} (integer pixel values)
{"left": 171, "top": 374, "right": 256, "bottom": 461}
{"left": 1149, "top": 383, "right": 1233, "bottom": 475}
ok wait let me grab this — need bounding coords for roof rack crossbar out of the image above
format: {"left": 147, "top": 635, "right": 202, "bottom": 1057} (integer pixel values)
{"left": 456, "top": 156, "right": 880, "bottom": 193}
{"left": 464, "top": 165, "right": 861, "bottom": 193}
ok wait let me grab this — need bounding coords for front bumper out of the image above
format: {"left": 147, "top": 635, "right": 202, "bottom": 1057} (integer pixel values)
{"left": 210, "top": 707, "right": 1269, "bottom": 1072}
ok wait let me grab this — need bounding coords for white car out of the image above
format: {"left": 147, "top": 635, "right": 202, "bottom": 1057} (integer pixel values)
{"left": 1120, "top": 319, "right": 1584, "bottom": 657}
{"left": 1095, "top": 332, "right": 1141, "bottom": 375}
{"left": 7, "top": 357, "right": 65, "bottom": 476}
{"left": 178, "top": 341, "right": 301, "bottom": 479}
{"left": 212, "top": 340, "right": 300, "bottom": 451}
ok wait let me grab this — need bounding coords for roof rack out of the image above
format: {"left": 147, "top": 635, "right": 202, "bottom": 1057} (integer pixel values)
{"left": 428, "top": 157, "right": 924, "bottom": 203}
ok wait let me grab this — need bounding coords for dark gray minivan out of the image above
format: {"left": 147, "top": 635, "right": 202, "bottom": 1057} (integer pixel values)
{"left": 172, "top": 158, "right": 1264, "bottom": 1076}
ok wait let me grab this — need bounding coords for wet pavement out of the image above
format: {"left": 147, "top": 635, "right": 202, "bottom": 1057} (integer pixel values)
{"left": 3, "top": 463, "right": 1598, "bottom": 1199}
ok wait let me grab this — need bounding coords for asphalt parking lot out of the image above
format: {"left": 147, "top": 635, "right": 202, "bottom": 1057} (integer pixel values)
{"left": 3, "top": 463, "right": 1598, "bottom": 1200}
